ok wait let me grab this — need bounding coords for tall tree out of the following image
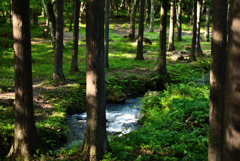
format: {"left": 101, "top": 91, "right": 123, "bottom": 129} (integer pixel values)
{"left": 105, "top": 0, "right": 110, "bottom": 68}
{"left": 223, "top": 0, "right": 240, "bottom": 160}
{"left": 149, "top": 0, "right": 154, "bottom": 32}
{"left": 156, "top": 0, "right": 167, "bottom": 75}
{"left": 204, "top": 0, "right": 210, "bottom": 42}
{"left": 8, "top": 0, "right": 42, "bottom": 159}
{"left": 167, "top": 0, "right": 175, "bottom": 51}
{"left": 177, "top": 0, "right": 182, "bottom": 41}
{"left": 135, "top": 0, "right": 145, "bottom": 60}
{"left": 195, "top": 0, "right": 203, "bottom": 56}
{"left": 79, "top": 0, "right": 110, "bottom": 159}
{"left": 190, "top": 0, "right": 197, "bottom": 61}
{"left": 70, "top": 0, "right": 80, "bottom": 73}
{"left": 129, "top": 0, "right": 139, "bottom": 40}
{"left": 208, "top": 0, "right": 227, "bottom": 160}
{"left": 52, "top": 0, "right": 65, "bottom": 79}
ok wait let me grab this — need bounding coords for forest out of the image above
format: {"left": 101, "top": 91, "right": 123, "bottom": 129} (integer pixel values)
{"left": 0, "top": 0, "right": 239, "bottom": 160}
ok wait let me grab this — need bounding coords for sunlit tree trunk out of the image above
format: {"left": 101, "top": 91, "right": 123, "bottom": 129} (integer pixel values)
{"left": 177, "top": 0, "right": 182, "bottom": 41}
{"left": 223, "top": 1, "right": 240, "bottom": 160}
{"left": 208, "top": 0, "right": 227, "bottom": 160}
{"left": 126, "top": 0, "right": 131, "bottom": 17}
{"left": 167, "top": 0, "right": 175, "bottom": 51}
{"left": 52, "top": 0, "right": 65, "bottom": 79}
{"left": 79, "top": 2, "right": 86, "bottom": 23}
{"left": 129, "top": 0, "right": 139, "bottom": 40}
{"left": 149, "top": 0, "right": 154, "bottom": 32}
{"left": 135, "top": 0, "right": 145, "bottom": 60}
{"left": 79, "top": 0, "right": 110, "bottom": 159}
{"left": 8, "top": 0, "right": 42, "bottom": 159}
{"left": 157, "top": 0, "right": 167, "bottom": 75}
{"left": 70, "top": 0, "right": 80, "bottom": 73}
{"left": 204, "top": 1, "right": 210, "bottom": 42}
{"left": 105, "top": 0, "right": 110, "bottom": 68}
{"left": 195, "top": 0, "right": 203, "bottom": 56}
{"left": 190, "top": 0, "right": 197, "bottom": 61}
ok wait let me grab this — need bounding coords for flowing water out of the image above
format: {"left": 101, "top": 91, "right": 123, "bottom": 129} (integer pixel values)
{"left": 63, "top": 96, "right": 142, "bottom": 149}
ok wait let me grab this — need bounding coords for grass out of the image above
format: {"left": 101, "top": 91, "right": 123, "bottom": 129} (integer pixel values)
{"left": 0, "top": 8, "right": 211, "bottom": 160}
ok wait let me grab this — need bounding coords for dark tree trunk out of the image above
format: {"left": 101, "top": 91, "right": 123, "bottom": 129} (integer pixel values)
{"left": 52, "top": 0, "right": 65, "bottom": 79}
{"left": 129, "top": 0, "right": 139, "bottom": 40}
{"left": 68, "top": 0, "right": 74, "bottom": 31}
{"left": 186, "top": 3, "right": 191, "bottom": 23}
{"left": 8, "top": 0, "right": 42, "bottom": 159}
{"left": 177, "top": 0, "right": 182, "bottom": 41}
{"left": 157, "top": 0, "right": 167, "bottom": 75}
{"left": 190, "top": 0, "right": 197, "bottom": 61}
{"left": 204, "top": 2, "right": 210, "bottom": 42}
{"left": 79, "top": 0, "right": 110, "bottom": 159}
{"left": 104, "top": 0, "right": 110, "bottom": 68}
{"left": 208, "top": 0, "right": 227, "bottom": 160}
{"left": 190, "top": 7, "right": 194, "bottom": 25}
{"left": 154, "top": 2, "right": 160, "bottom": 17}
{"left": 110, "top": 0, "right": 114, "bottom": 15}
{"left": 195, "top": 0, "right": 203, "bottom": 56}
{"left": 135, "top": 0, "right": 145, "bottom": 60}
{"left": 167, "top": 0, "right": 175, "bottom": 51}
{"left": 223, "top": 1, "right": 240, "bottom": 160}
{"left": 70, "top": 0, "right": 80, "bottom": 73}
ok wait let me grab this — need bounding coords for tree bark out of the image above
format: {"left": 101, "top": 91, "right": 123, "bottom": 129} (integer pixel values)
{"left": 135, "top": 0, "right": 145, "bottom": 60}
{"left": 52, "top": 0, "right": 65, "bottom": 79}
{"left": 195, "top": 0, "right": 203, "bottom": 56}
{"left": 149, "top": 0, "right": 154, "bottom": 32}
{"left": 79, "top": 0, "right": 110, "bottom": 159}
{"left": 157, "top": 0, "right": 167, "bottom": 75}
{"left": 190, "top": 0, "right": 197, "bottom": 61}
{"left": 177, "top": 0, "right": 182, "bottom": 41}
{"left": 8, "top": 0, "right": 42, "bottom": 159}
{"left": 126, "top": 0, "right": 131, "bottom": 17}
{"left": 204, "top": 2, "right": 210, "bottom": 42}
{"left": 70, "top": 0, "right": 80, "bottom": 73}
{"left": 223, "top": 1, "right": 240, "bottom": 160}
{"left": 167, "top": 0, "right": 175, "bottom": 51}
{"left": 208, "top": 0, "right": 227, "bottom": 160}
{"left": 129, "top": 0, "right": 139, "bottom": 40}
{"left": 80, "top": 2, "right": 86, "bottom": 23}
{"left": 104, "top": 0, "right": 110, "bottom": 68}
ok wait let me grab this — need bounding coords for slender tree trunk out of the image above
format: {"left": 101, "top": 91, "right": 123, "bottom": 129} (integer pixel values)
{"left": 127, "top": 0, "right": 131, "bottom": 17}
{"left": 79, "top": 0, "right": 110, "bottom": 159}
{"left": 223, "top": 1, "right": 240, "bottom": 159}
{"left": 144, "top": 0, "right": 148, "bottom": 25}
{"left": 167, "top": 0, "right": 175, "bottom": 51}
{"left": 52, "top": 0, "right": 65, "bottom": 79}
{"left": 8, "top": 0, "right": 42, "bottom": 159}
{"left": 104, "top": 0, "right": 110, "bottom": 68}
{"left": 70, "top": 0, "right": 80, "bottom": 73}
{"left": 204, "top": 2, "right": 210, "bottom": 42}
{"left": 208, "top": 0, "right": 227, "bottom": 160}
{"left": 190, "top": 7, "right": 194, "bottom": 25}
{"left": 135, "top": 0, "right": 145, "bottom": 60}
{"left": 129, "top": 0, "right": 139, "bottom": 40}
{"left": 186, "top": 3, "right": 191, "bottom": 23}
{"left": 195, "top": 0, "right": 203, "bottom": 56}
{"left": 149, "top": 0, "right": 154, "bottom": 32}
{"left": 80, "top": 2, "right": 86, "bottom": 23}
{"left": 177, "top": 0, "right": 182, "bottom": 41}
{"left": 157, "top": 0, "right": 167, "bottom": 75}
{"left": 68, "top": 0, "right": 74, "bottom": 31}
{"left": 190, "top": 0, "right": 197, "bottom": 61}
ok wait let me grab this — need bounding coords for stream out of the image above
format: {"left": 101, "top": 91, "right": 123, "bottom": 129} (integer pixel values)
{"left": 63, "top": 96, "right": 143, "bottom": 149}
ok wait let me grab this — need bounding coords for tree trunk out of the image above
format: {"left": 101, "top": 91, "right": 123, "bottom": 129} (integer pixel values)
{"left": 41, "top": 0, "right": 56, "bottom": 48}
{"left": 80, "top": 2, "right": 86, "bottom": 23}
{"left": 195, "top": 0, "right": 203, "bottom": 56}
{"left": 127, "top": 0, "right": 131, "bottom": 17}
{"left": 167, "top": 0, "right": 175, "bottom": 51}
{"left": 190, "top": 0, "right": 197, "bottom": 61}
{"left": 186, "top": 3, "right": 191, "bottom": 23}
{"left": 79, "top": 0, "right": 110, "bottom": 159}
{"left": 154, "top": 2, "right": 161, "bottom": 17}
{"left": 129, "top": 0, "right": 139, "bottom": 40}
{"left": 8, "top": 0, "right": 42, "bottom": 159}
{"left": 177, "top": 0, "right": 182, "bottom": 41}
{"left": 68, "top": 0, "right": 74, "bottom": 31}
{"left": 70, "top": 0, "right": 80, "bottom": 73}
{"left": 208, "top": 0, "right": 227, "bottom": 160}
{"left": 204, "top": 2, "right": 210, "bottom": 42}
{"left": 135, "top": 0, "right": 145, "bottom": 60}
{"left": 223, "top": 1, "right": 240, "bottom": 160}
{"left": 52, "top": 0, "right": 65, "bottom": 79}
{"left": 110, "top": 0, "right": 114, "bottom": 15}
{"left": 157, "top": 0, "right": 167, "bottom": 75}
{"left": 105, "top": 0, "right": 110, "bottom": 68}
{"left": 190, "top": 7, "right": 194, "bottom": 25}
{"left": 149, "top": 0, "right": 154, "bottom": 32}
